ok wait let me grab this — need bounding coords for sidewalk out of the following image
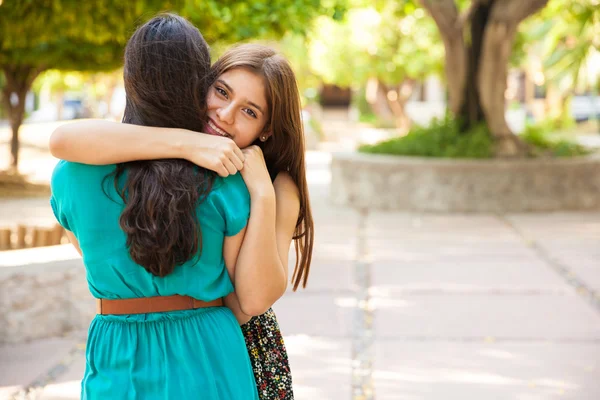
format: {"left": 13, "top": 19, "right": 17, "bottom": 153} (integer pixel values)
{"left": 2, "top": 152, "right": 600, "bottom": 399}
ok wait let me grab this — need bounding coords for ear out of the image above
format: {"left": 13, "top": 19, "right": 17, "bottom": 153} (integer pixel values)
{"left": 259, "top": 131, "right": 272, "bottom": 142}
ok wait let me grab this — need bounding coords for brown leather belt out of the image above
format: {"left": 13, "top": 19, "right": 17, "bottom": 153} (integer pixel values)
{"left": 96, "top": 295, "right": 223, "bottom": 315}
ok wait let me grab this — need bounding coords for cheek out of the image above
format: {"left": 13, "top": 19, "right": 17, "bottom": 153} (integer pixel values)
{"left": 206, "top": 92, "right": 219, "bottom": 110}
{"left": 235, "top": 120, "right": 263, "bottom": 147}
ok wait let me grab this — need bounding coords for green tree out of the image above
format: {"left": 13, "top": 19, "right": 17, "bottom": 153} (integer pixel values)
{"left": 527, "top": 0, "right": 599, "bottom": 126}
{"left": 0, "top": 0, "right": 343, "bottom": 170}
{"left": 310, "top": 1, "right": 443, "bottom": 131}
{"left": 419, "top": 0, "right": 549, "bottom": 156}
{"left": 537, "top": 0, "right": 599, "bottom": 91}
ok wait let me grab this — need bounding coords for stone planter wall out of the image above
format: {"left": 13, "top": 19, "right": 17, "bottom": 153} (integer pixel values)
{"left": 0, "top": 250, "right": 93, "bottom": 344}
{"left": 331, "top": 152, "right": 600, "bottom": 212}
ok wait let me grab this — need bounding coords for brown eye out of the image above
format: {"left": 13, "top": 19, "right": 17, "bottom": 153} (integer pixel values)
{"left": 215, "top": 86, "right": 227, "bottom": 98}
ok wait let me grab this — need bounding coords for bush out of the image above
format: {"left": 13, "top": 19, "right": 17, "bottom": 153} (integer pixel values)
{"left": 520, "top": 124, "right": 590, "bottom": 158}
{"left": 359, "top": 116, "right": 591, "bottom": 159}
{"left": 359, "top": 116, "right": 494, "bottom": 159}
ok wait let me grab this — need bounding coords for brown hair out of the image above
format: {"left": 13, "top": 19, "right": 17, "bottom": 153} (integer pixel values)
{"left": 211, "top": 44, "right": 315, "bottom": 291}
{"left": 112, "top": 13, "right": 213, "bottom": 276}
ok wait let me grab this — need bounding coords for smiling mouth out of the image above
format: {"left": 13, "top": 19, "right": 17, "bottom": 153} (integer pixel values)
{"left": 206, "top": 119, "right": 232, "bottom": 138}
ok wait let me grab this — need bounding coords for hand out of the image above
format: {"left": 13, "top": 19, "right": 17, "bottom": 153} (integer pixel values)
{"left": 239, "top": 146, "right": 275, "bottom": 198}
{"left": 184, "top": 132, "right": 244, "bottom": 177}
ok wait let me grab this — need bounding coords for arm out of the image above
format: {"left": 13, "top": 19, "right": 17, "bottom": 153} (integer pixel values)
{"left": 222, "top": 227, "right": 253, "bottom": 324}
{"left": 234, "top": 168, "right": 300, "bottom": 316}
{"left": 223, "top": 172, "right": 299, "bottom": 321}
{"left": 272, "top": 173, "right": 300, "bottom": 285}
{"left": 64, "top": 230, "right": 82, "bottom": 256}
{"left": 49, "top": 120, "right": 244, "bottom": 177}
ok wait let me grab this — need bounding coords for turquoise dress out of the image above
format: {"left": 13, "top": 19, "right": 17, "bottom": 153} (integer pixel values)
{"left": 50, "top": 161, "right": 259, "bottom": 400}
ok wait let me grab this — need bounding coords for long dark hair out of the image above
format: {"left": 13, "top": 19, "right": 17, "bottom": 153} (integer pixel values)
{"left": 211, "top": 44, "right": 314, "bottom": 290}
{"left": 111, "top": 13, "right": 213, "bottom": 277}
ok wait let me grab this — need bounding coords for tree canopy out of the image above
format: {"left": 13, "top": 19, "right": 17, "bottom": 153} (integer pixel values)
{"left": 309, "top": 0, "right": 443, "bottom": 129}
{"left": 0, "top": 0, "right": 344, "bottom": 169}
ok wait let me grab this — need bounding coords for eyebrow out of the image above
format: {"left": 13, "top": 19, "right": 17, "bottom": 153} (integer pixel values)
{"left": 216, "top": 78, "right": 265, "bottom": 114}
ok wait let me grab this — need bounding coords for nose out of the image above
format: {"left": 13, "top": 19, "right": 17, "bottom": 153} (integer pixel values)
{"left": 216, "top": 103, "right": 234, "bottom": 125}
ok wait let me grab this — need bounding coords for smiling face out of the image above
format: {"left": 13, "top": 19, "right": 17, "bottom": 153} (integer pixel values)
{"left": 205, "top": 67, "right": 270, "bottom": 149}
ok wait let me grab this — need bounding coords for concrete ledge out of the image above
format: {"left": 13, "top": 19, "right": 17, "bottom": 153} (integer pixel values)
{"left": 330, "top": 152, "right": 600, "bottom": 212}
{"left": 0, "top": 245, "right": 93, "bottom": 344}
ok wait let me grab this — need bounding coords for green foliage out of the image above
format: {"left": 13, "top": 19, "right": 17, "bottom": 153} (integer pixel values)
{"left": 309, "top": 0, "right": 443, "bottom": 88}
{"left": 359, "top": 117, "right": 494, "bottom": 159}
{"left": 0, "top": 1, "right": 169, "bottom": 72}
{"left": 277, "top": 33, "right": 323, "bottom": 106}
{"left": 359, "top": 116, "right": 591, "bottom": 159}
{"left": 520, "top": 123, "right": 590, "bottom": 158}
{"left": 527, "top": 0, "right": 599, "bottom": 89}
{"left": 358, "top": 112, "right": 397, "bottom": 129}
{"left": 183, "top": 0, "right": 346, "bottom": 44}
{"left": 0, "top": 0, "right": 344, "bottom": 168}
{"left": 0, "top": 0, "right": 342, "bottom": 72}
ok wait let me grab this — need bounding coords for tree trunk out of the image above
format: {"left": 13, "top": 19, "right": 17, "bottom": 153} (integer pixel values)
{"left": 390, "top": 99, "right": 412, "bottom": 133}
{"left": 369, "top": 79, "right": 394, "bottom": 122}
{"left": 477, "top": 22, "right": 525, "bottom": 155}
{"left": 421, "top": 0, "right": 549, "bottom": 157}
{"left": 443, "top": 34, "right": 467, "bottom": 116}
{"left": 1, "top": 65, "right": 43, "bottom": 170}
{"left": 384, "top": 80, "right": 415, "bottom": 133}
{"left": 459, "top": 2, "right": 489, "bottom": 131}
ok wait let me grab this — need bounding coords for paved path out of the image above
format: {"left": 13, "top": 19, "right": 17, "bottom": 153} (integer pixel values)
{"left": 2, "top": 152, "right": 600, "bottom": 399}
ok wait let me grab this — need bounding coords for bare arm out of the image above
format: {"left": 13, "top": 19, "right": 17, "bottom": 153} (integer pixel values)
{"left": 49, "top": 120, "right": 244, "bottom": 177}
{"left": 272, "top": 173, "right": 300, "bottom": 285}
{"left": 234, "top": 171, "right": 300, "bottom": 316}
{"left": 222, "top": 172, "right": 299, "bottom": 321}
{"left": 222, "top": 227, "right": 253, "bottom": 324}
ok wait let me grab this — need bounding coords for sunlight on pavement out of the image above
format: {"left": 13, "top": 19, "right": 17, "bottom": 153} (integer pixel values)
{"left": 0, "top": 244, "right": 80, "bottom": 267}
{"left": 39, "top": 380, "right": 81, "bottom": 400}
{"left": 0, "top": 386, "right": 21, "bottom": 398}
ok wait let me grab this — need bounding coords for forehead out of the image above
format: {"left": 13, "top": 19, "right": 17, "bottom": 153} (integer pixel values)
{"left": 217, "top": 68, "right": 267, "bottom": 106}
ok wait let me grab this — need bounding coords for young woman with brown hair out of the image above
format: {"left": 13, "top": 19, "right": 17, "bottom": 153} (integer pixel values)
{"left": 50, "top": 44, "right": 314, "bottom": 399}
{"left": 50, "top": 15, "right": 266, "bottom": 399}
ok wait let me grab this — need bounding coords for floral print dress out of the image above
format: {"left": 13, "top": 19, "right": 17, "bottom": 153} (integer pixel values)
{"left": 241, "top": 308, "right": 293, "bottom": 399}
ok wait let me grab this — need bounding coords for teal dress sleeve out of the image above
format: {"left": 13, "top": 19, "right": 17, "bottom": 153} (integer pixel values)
{"left": 50, "top": 160, "right": 72, "bottom": 231}
{"left": 211, "top": 173, "right": 251, "bottom": 237}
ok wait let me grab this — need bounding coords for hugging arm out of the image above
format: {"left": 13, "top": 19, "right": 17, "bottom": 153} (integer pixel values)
{"left": 49, "top": 120, "right": 244, "bottom": 177}
{"left": 233, "top": 171, "right": 299, "bottom": 316}
{"left": 222, "top": 227, "right": 252, "bottom": 324}
{"left": 222, "top": 173, "right": 300, "bottom": 319}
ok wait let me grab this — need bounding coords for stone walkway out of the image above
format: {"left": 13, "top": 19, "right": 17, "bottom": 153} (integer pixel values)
{"left": 1, "top": 151, "right": 600, "bottom": 399}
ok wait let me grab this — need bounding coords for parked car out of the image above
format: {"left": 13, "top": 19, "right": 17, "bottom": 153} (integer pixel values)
{"left": 571, "top": 95, "right": 600, "bottom": 123}
{"left": 63, "top": 98, "right": 91, "bottom": 119}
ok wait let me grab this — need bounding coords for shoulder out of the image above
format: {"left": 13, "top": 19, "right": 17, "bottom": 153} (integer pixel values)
{"left": 273, "top": 172, "right": 300, "bottom": 216}
{"left": 51, "top": 161, "right": 116, "bottom": 196}
{"left": 207, "top": 173, "right": 250, "bottom": 234}
{"left": 209, "top": 173, "right": 250, "bottom": 209}
{"left": 273, "top": 172, "right": 299, "bottom": 199}
{"left": 51, "top": 159, "right": 74, "bottom": 180}
{"left": 51, "top": 160, "right": 79, "bottom": 189}
{"left": 52, "top": 160, "right": 115, "bottom": 180}
{"left": 212, "top": 173, "right": 249, "bottom": 196}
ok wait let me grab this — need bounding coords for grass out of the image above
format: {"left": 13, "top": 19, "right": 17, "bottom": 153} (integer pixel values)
{"left": 359, "top": 117, "right": 494, "bottom": 159}
{"left": 359, "top": 116, "right": 592, "bottom": 159}
{"left": 358, "top": 112, "right": 397, "bottom": 129}
{"left": 520, "top": 124, "right": 590, "bottom": 158}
